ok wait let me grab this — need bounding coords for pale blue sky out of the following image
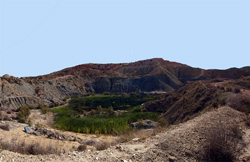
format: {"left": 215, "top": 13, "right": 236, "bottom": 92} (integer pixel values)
{"left": 0, "top": 0, "right": 250, "bottom": 77}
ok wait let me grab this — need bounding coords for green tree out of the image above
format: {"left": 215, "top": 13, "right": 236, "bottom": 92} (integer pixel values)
{"left": 17, "top": 105, "right": 30, "bottom": 123}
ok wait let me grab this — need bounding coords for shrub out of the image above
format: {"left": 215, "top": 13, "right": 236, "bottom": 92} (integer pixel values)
{"left": 63, "top": 96, "right": 69, "bottom": 102}
{"left": 212, "top": 102, "right": 218, "bottom": 108}
{"left": 219, "top": 98, "right": 226, "bottom": 106}
{"left": 0, "top": 138, "right": 60, "bottom": 155}
{"left": 0, "top": 124, "right": 10, "bottom": 131}
{"left": 49, "top": 102, "right": 59, "bottom": 108}
{"left": 77, "top": 144, "right": 87, "bottom": 151}
{"left": 17, "top": 105, "right": 30, "bottom": 123}
{"left": 37, "top": 104, "right": 50, "bottom": 114}
{"left": 95, "top": 142, "right": 109, "bottom": 150}
{"left": 228, "top": 94, "right": 250, "bottom": 113}
{"left": 85, "top": 140, "right": 97, "bottom": 146}
{"left": 200, "top": 121, "right": 244, "bottom": 162}
{"left": 130, "top": 106, "right": 143, "bottom": 113}
{"left": 234, "top": 88, "right": 240, "bottom": 93}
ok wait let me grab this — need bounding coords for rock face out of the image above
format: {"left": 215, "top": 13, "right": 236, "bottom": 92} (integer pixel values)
{"left": 1, "top": 58, "right": 250, "bottom": 109}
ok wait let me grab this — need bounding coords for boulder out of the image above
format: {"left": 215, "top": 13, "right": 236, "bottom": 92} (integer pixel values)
{"left": 130, "top": 120, "right": 159, "bottom": 129}
{"left": 24, "top": 127, "right": 35, "bottom": 134}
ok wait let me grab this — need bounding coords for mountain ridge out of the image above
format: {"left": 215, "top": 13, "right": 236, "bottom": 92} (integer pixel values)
{"left": 1, "top": 58, "right": 250, "bottom": 109}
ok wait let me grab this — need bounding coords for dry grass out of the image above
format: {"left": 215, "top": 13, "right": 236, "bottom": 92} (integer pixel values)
{"left": 200, "top": 120, "right": 244, "bottom": 162}
{"left": 228, "top": 94, "right": 250, "bottom": 114}
{"left": 0, "top": 124, "right": 10, "bottom": 131}
{"left": 95, "top": 142, "right": 110, "bottom": 151}
{"left": 0, "top": 137, "right": 62, "bottom": 155}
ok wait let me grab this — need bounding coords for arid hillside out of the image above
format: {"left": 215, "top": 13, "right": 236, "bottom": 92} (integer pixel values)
{"left": 0, "top": 58, "right": 250, "bottom": 109}
{"left": 144, "top": 76, "right": 250, "bottom": 125}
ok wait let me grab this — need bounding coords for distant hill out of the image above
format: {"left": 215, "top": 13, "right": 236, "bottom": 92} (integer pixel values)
{"left": 1, "top": 58, "right": 250, "bottom": 109}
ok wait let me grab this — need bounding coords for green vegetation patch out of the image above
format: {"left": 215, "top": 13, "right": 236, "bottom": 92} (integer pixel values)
{"left": 69, "top": 94, "right": 156, "bottom": 112}
{"left": 52, "top": 94, "right": 158, "bottom": 134}
{"left": 52, "top": 107, "right": 158, "bottom": 135}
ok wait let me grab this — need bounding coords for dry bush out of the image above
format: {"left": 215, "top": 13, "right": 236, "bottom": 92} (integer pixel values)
{"left": 77, "top": 144, "right": 87, "bottom": 151}
{"left": 0, "top": 138, "right": 61, "bottom": 155}
{"left": 17, "top": 105, "right": 30, "bottom": 123}
{"left": 95, "top": 142, "right": 109, "bottom": 151}
{"left": 0, "top": 123, "right": 10, "bottom": 131}
{"left": 200, "top": 121, "right": 244, "bottom": 162}
{"left": 228, "top": 94, "right": 250, "bottom": 114}
{"left": 84, "top": 139, "right": 97, "bottom": 146}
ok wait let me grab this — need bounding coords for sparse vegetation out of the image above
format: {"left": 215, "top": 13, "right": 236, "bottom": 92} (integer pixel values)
{"left": 37, "top": 104, "right": 50, "bottom": 114}
{"left": 0, "top": 138, "right": 61, "bottom": 155}
{"left": 17, "top": 105, "right": 30, "bottom": 123}
{"left": 77, "top": 144, "right": 87, "bottom": 151}
{"left": 95, "top": 142, "right": 109, "bottom": 150}
{"left": 228, "top": 94, "right": 250, "bottom": 114}
{"left": 200, "top": 121, "right": 244, "bottom": 162}
{"left": 0, "top": 123, "right": 10, "bottom": 131}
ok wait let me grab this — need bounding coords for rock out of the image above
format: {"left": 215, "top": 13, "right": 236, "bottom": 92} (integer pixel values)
{"left": 168, "top": 156, "right": 177, "bottom": 162}
{"left": 132, "top": 138, "right": 140, "bottom": 141}
{"left": 24, "top": 127, "right": 34, "bottom": 134}
{"left": 130, "top": 120, "right": 159, "bottom": 129}
{"left": 121, "top": 160, "right": 129, "bottom": 162}
{"left": 25, "top": 127, "right": 85, "bottom": 143}
{"left": 116, "top": 145, "right": 123, "bottom": 151}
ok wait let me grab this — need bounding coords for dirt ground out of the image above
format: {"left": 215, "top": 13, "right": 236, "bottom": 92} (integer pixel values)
{"left": 0, "top": 106, "right": 249, "bottom": 162}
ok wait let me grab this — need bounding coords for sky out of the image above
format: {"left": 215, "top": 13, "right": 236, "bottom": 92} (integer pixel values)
{"left": 0, "top": 0, "right": 250, "bottom": 77}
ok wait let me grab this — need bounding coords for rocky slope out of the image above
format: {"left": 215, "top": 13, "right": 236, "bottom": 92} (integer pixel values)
{"left": 144, "top": 76, "right": 250, "bottom": 125}
{"left": 1, "top": 58, "right": 250, "bottom": 109}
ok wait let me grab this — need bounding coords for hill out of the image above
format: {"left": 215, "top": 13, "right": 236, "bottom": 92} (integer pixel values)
{"left": 0, "top": 58, "right": 250, "bottom": 109}
{"left": 144, "top": 76, "right": 250, "bottom": 124}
